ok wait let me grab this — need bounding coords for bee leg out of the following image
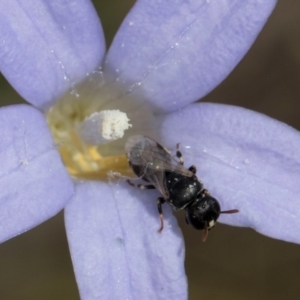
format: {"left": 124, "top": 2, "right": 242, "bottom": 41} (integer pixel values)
{"left": 201, "top": 189, "right": 210, "bottom": 196}
{"left": 188, "top": 165, "right": 197, "bottom": 174}
{"left": 157, "top": 197, "right": 165, "bottom": 233}
{"left": 202, "top": 226, "right": 209, "bottom": 242}
{"left": 185, "top": 214, "right": 190, "bottom": 225}
{"left": 127, "top": 180, "right": 155, "bottom": 189}
{"left": 176, "top": 143, "right": 184, "bottom": 165}
{"left": 176, "top": 143, "right": 197, "bottom": 174}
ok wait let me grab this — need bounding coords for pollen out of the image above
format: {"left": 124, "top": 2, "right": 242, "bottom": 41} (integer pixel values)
{"left": 77, "top": 110, "right": 132, "bottom": 145}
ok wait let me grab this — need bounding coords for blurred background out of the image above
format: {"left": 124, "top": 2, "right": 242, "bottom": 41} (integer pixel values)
{"left": 0, "top": 0, "right": 300, "bottom": 299}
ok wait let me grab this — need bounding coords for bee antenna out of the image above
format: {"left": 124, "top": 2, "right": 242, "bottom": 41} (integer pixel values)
{"left": 220, "top": 209, "right": 239, "bottom": 214}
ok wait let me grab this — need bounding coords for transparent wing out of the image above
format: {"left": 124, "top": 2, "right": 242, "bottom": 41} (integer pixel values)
{"left": 125, "top": 135, "right": 194, "bottom": 197}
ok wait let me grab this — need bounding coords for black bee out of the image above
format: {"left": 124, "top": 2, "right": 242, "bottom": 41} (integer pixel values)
{"left": 125, "top": 135, "right": 238, "bottom": 241}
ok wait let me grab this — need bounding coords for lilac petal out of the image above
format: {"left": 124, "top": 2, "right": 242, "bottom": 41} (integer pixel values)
{"left": 65, "top": 181, "right": 187, "bottom": 300}
{"left": 158, "top": 103, "right": 300, "bottom": 244}
{"left": 0, "top": 0, "right": 105, "bottom": 109}
{"left": 105, "top": 0, "right": 276, "bottom": 112}
{"left": 0, "top": 104, "right": 74, "bottom": 243}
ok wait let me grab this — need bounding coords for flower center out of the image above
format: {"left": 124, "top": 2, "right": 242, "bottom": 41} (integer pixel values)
{"left": 46, "top": 70, "right": 157, "bottom": 181}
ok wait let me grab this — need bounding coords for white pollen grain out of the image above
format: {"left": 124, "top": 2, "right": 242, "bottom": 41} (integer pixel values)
{"left": 77, "top": 110, "right": 132, "bottom": 145}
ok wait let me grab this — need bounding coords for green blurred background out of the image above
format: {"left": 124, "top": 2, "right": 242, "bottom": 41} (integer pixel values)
{"left": 1, "top": 0, "right": 300, "bottom": 299}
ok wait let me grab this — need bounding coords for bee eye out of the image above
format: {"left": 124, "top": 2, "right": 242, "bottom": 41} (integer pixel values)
{"left": 197, "top": 201, "right": 208, "bottom": 211}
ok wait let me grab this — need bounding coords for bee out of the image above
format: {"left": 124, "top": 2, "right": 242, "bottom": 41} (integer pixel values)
{"left": 125, "top": 135, "right": 239, "bottom": 241}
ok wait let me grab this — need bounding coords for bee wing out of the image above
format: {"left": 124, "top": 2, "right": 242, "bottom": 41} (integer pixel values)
{"left": 143, "top": 168, "right": 170, "bottom": 199}
{"left": 126, "top": 136, "right": 170, "bottom": 167}
{"left": 126, "top": 135, "right": 194, "bottom": 196}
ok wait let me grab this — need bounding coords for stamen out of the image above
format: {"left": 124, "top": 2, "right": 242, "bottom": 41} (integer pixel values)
{"left": 77, "top": 110, "right": 132, "bottom": 145}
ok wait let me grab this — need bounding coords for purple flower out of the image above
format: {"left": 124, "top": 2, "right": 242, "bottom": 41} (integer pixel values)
{"left": 2, "top": 0, "right": 300, "bottom": 299}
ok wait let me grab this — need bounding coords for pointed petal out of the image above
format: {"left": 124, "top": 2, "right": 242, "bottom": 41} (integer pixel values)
{"left": 0, "top": 0, "right": 105, "bottom": 109}
{"left": 105, "top": 0, "right": 276, "bottom": 112}
{"left": 0, "top": 104, "right": 74, "bottom": 243}
{"left": 159, "top": 103, "right": 300, "bottom": 244}
{"left": 65, "top": 181, "right": 187, "bottom": 300}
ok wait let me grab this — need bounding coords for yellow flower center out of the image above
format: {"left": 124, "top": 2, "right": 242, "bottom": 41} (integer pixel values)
{"left": 46, "top": 71, "right": 155, "bottom": 181}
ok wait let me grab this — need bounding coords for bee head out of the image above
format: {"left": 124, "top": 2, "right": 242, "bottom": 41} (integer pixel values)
{"left": 185, "top": 195, "right": 221, "bottom": 231}
{"left": 185, "top": 193, "right": 239, "bottom": 241}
